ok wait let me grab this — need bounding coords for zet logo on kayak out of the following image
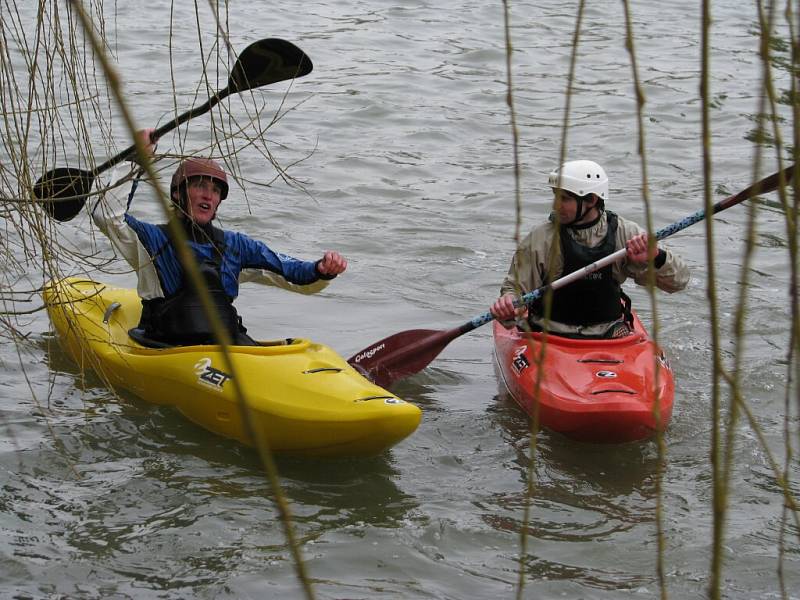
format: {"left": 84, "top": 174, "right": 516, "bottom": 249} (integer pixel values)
{"left": 194, "top": 358, "right": 232, "bottom": 391}
{"left": 511, "top": 347, "right": 530, "bottom": 375}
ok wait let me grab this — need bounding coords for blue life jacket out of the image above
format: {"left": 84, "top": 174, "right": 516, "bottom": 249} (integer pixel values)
{"left": 138, "top": 222, "right": 249, "bottom": 345}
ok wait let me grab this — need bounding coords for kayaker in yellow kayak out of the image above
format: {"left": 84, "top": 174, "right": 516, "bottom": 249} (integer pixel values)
{"left": 490, "top": 160, "right": 689, "bottom": 338}
{"left": 91, "top": 129, "right": 347, "bottom": 346}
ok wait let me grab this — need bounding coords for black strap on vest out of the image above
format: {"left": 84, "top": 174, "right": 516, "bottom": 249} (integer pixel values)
{"left": 157, "top": 221, "right": 226, "bottom": 259}
{"left": 138, "top": 222, "right": 250, "bottom": 345}
{"left": 534, "top": 211, "right": 624, "bottom": 327}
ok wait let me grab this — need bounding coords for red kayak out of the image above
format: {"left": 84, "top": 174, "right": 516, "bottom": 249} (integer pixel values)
{"left": 492, "top": 313, "right": 674, "bottom": 443}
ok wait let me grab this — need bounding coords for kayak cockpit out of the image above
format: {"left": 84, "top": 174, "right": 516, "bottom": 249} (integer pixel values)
{"left": 127, "top": 326, "right": 296, "bottom": 350}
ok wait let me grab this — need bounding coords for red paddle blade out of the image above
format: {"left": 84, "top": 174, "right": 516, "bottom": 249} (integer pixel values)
{"left": 348, "top": 327, "right": 465, "bottom": 388}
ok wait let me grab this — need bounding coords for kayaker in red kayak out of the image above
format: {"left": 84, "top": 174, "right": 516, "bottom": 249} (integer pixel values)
{"left": 91, "top": 129, "right": 347, "bottom": 346}
{"left": 490, "top": 160, "right": 689, "bottom": 338}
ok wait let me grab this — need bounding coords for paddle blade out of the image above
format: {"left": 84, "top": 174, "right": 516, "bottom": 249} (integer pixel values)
{"left": 348, "top": 327, "right": 465, "bottom": 388}
{"left": 33, "top": 167, "right": 94, "bottom": 221}
{"left": 229, "top": 38, "right": 313, "bottom": 93}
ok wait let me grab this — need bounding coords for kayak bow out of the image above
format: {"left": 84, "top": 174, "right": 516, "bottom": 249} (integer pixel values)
{"left": 492, "top": 313, "right": 674, "bottom": 443}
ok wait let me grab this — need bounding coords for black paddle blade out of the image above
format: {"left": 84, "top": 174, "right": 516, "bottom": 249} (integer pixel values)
{"left": 348, "top": 327, "right": 465, "bottom": 388}
{"left": 229, "top": 38, "right": 313, "bottom": 93}
{"left": 33, "top": 167, "right": 95, "bottom": 221}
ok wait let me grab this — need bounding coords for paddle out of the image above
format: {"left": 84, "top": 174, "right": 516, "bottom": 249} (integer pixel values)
{"left": 34, "top": 38, "right": 313, "bottom": 222}
{"left": 348, "top": 165, "right": 795, "bottom": 388}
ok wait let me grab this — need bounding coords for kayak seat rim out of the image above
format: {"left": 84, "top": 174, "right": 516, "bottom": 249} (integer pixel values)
{"left": 128, "top": 327, "right": 175, "bottom": 349}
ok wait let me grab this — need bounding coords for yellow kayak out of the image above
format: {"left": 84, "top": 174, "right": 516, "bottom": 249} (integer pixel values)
{"left": 43, "top": 277, "right": 421, "bottom": 457}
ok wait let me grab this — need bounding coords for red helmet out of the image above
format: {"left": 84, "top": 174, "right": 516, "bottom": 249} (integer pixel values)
{"left": 170, "top": 158, "right": 229, "bottom": 201}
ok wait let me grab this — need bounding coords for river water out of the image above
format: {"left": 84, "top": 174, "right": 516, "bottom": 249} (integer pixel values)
{"left": 1, "top": 0, "right": 798, "bottom": 598}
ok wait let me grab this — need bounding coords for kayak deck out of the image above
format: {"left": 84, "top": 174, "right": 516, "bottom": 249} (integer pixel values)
{"left": 44, "top": 277, "right": 421, "bottom": 457}
{"left": 492, "top": 315, "right": 674, "bottom": 443}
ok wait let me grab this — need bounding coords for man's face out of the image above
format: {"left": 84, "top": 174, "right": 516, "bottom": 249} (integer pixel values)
{"left": 552, "top": 188, "right": 596, "bottom": 225}
{"left": 185, "top": 177, "right": 223, "bottom": 225}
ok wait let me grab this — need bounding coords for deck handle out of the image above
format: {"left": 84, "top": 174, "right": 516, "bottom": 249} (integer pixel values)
{"left": 102, "top": 302, "right": 121, "bottom": 324}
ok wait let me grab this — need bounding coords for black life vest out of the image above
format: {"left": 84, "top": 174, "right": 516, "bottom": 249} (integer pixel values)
{"left": 138, "top": 222, "right": 245, "bottom": 345}
{"left": 535, "top": 211, "right": 623, "bottom": 327}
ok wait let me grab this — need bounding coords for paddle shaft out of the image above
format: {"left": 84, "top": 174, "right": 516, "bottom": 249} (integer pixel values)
{"left": 35, "top": 37, "right": 313, "bottom": 221}
{"left": 458, "top": 164, "right": 795, "bottom": 333}
{"left": 348, "top": 165, "right": 794, "bottom": 386}
{"left": 88, "top": 87, "right": 234, "bottom": 177}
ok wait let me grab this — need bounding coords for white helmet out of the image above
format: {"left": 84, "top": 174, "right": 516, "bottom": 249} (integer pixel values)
{"left": 548, "top": 160, "right": 608, "bottom": 200}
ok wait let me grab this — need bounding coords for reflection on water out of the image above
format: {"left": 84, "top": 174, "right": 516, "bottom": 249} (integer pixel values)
{"left": 484, "top": 394, "right": 662, "bottom": 537}
{"left": 277, "top": 455, "right": 417, "bottom": 530}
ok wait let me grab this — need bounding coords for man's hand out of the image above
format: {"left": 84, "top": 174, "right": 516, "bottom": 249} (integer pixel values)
{"left": 626, "top": 233, "right": 658, "bottom": 264}
{"left": 317, "top": 251, "right": 347, "bottom": 276}
{"left": 490, "top": 293, "right": 528, "bottom": 327}
{"left": 134, "top": 128, "right": 157, "bottom": 163}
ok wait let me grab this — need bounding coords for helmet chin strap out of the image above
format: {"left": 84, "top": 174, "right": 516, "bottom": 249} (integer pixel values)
{"left": 173, "top": 184, "right": 187, "bottom": 213}
{"left": 566, "top": 196, "right": 585, "bottom": 227}
{"left": 566, "top": 194, "right": 601, "bottom": 228}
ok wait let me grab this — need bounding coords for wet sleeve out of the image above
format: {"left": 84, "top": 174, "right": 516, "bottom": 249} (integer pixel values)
{"left": 233, "top": 233, "right": 332, "bottom": 295}
{"left": 500, "top": 225, "right": 557, "bottom": 298}
{"left": 90, "top": 173, "right": 166, "bottom": 299}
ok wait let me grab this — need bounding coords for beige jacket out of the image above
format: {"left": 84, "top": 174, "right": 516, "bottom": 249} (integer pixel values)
{"left": 500, "top": 211, "right": 690, "bottom": 337}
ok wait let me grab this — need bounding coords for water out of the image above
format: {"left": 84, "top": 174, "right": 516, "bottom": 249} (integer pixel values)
{"left": 1, "top": 0, "right": 798, "bottom": 598}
